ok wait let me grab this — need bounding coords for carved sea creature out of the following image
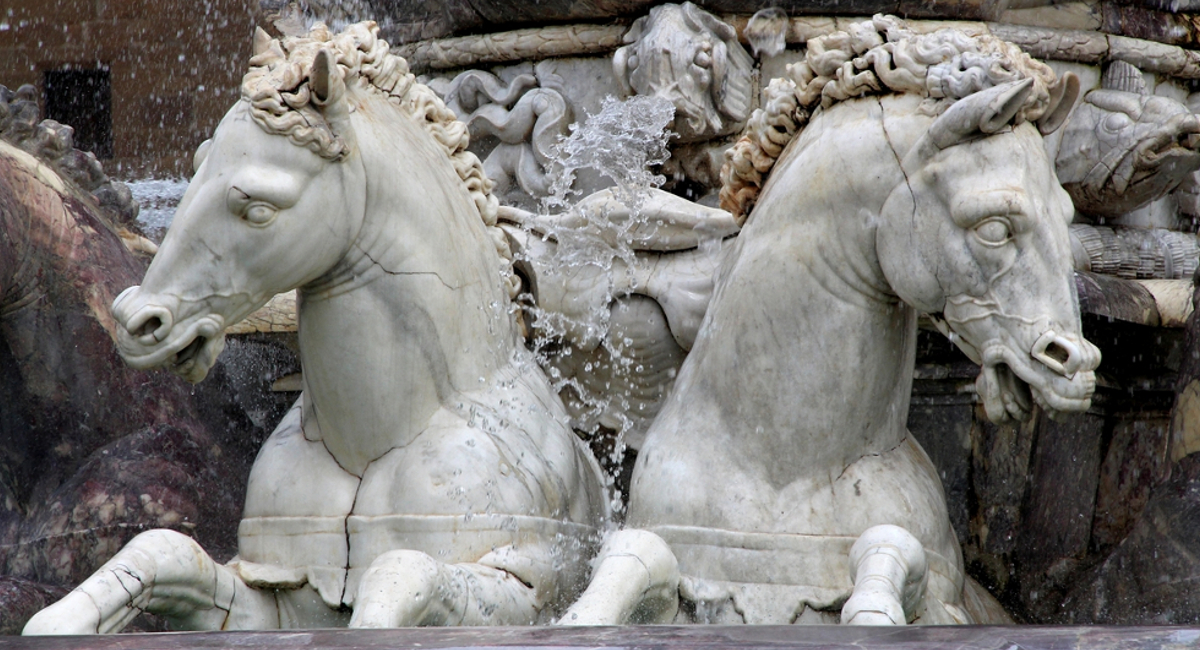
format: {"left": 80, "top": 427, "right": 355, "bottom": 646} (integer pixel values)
{"left": 566, "top": 16, "right": 1095, "bottom": 626}
{"left": 1056, "top": 60, "right": 1200, "bottom": 219}
{"left": 25, "top": 22, "right": 608, "bottom": 634}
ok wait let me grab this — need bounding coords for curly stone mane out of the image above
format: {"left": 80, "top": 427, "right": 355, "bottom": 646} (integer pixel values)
{"left": 241, "top": 22, "right": 519, "bottom": 299}
{"left": 719, "top": 15, "right": 1059, "bottom": 222}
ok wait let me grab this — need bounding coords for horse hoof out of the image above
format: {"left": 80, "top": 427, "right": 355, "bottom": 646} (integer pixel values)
{"left": 841, "top": 591, "right": 905, "bottom": 625}
{"left": 23, "top": 592, "right": 102, "bottom": 635}
{"left": 841, "top": 524, "right": 928, "bottom": 625}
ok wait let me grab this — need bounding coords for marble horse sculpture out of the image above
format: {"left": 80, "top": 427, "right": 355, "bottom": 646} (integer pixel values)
{"left": 562, "top": 17, "right": 1100, "bottom": 626}
{"left": 25, "top": 22, "right": 608, "bottom": 633}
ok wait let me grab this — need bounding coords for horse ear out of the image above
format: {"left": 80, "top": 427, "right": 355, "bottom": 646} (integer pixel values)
{"left": 1037, "top": 72, "right": 1080, "bottom": 135}
{"left": 192, "top": 139, "right": 212, "bottom": 174}
{"left": 310, "top": 48, "right": 354, "bottom": 154}
{"left": 928, "top": 78, "right": 1034, "bottom": 149}
{"left": 253, "top": 27, "right": 272, "bottom": 57}
{"left": 311, "top": 49, "right": 343, "bottom": 106}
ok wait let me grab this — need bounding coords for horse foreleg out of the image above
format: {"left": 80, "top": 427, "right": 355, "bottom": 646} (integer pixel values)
{"left": 557, "top": 529, "right": 680, "bottom": 625}
{"left": 349, "top": 550, "right": 539, "bottom": 627}
{"left": 840, "top": 524, "right": 928, "bottom": 625}
{"left": 23, "top": 529, "right": 278, "bottom": 634}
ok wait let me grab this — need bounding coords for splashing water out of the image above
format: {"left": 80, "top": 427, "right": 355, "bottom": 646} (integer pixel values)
{"left": 518, "top": 95, "right": 678, "bottom": 511}
{"left": 543, "top": 95, "right": 675, "bottom": 215}
{"left": 534, "top": 95, "right": 675, "bottom": 278}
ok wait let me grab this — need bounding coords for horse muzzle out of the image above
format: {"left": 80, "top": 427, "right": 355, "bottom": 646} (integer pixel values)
{"left": 112, "top": 286, "right": 227, "bottom": 383}
{"left": 974, "top": 331, "right": 1100, "bottom": 424}
{"left": 940, "top": 296, "right": 1101, "bottom": 424}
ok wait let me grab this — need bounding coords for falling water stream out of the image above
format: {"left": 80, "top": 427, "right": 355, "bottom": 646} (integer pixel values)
{"left": 518, "top": 95, "right": 679, "bottom": 510}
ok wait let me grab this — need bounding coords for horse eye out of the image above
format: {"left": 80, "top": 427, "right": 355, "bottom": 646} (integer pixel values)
{"left": 974, "top": 218, "right": 1011, "bottom": 245}
{"left": 627, "top": 54, "right": 638, "bottom": 70}
{"left": 694, "top": 51, "right": 712, "bottom": 68}
{"left": 244, "top": 203, "right": 278, "bottom": 226}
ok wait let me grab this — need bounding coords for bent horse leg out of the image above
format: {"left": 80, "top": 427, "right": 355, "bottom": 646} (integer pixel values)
{"left": 349, "top": 550, "right": 539, "bottom": 627}
{"left": 841, "top": 524, "right": 928, "bottom": 625}
{"left": 23, "top": 529, "right": 278, "bottom": 634}
{"left": 557, "top": 529, "right": 680, "bottom": 625}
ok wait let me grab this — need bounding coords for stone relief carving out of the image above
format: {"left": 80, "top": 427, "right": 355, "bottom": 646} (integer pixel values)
{"left": 1056, "top": 60, "right": 1200, "bottom": 221}
{"left": 24, "top": 22, "right": 608, "bottom": 633}
{"left": 612, "top": 2, "right": 754, "bottom": 197}
{"left": 397, "top": 25, "right": 628, "bottom": 72}
{"left": 443, "top": 67, "right": 572, "bottom": 207}
{"left": 1070, "top": 223, "right": 1200, "bottom": 280}
{"left": 613, "top": 2, "right": 753, "bottom": 144}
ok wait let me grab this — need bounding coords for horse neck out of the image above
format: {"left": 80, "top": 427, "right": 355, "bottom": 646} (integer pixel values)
{"left": 296, "top": 97, "right": 521, "bottom": 475}
{"left": 695, "top": 98, "right": 918, "bottom": 476}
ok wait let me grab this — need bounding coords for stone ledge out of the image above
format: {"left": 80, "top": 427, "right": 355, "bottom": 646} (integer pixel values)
{"left": 395, "top": 15, "right": 1200, "bottom": 78}
{"left": 7, "top": 625, "right": 1200, "bottom": 649}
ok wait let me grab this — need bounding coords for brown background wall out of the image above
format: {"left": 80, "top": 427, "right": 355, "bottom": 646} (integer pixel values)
{"left": 0, "top": 0, "right": 265, "bottom": 177}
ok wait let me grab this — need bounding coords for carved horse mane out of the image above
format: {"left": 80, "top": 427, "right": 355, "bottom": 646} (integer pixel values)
{"left": 720, "top": 15, "right": 1075, "bottom": 222}
{"left": 242, "top": 22, "right": 520, "bottom": 299}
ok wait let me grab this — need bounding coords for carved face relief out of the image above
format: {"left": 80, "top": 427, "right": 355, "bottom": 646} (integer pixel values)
{"left": 111, "top": 101, "right": 364, "bottom": 382}
{"left": 878, "top": 122, "right": 1100, "bottom": 423}
{"left": 613, "top": 2, "right": 753, "bottom": 142}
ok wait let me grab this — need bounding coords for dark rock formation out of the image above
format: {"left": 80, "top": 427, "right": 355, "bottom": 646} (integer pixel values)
{"left": 909, "top": 275, "right": 1198, "bottom": 624}
{"left": 0, "top": 85, "right": 299, "bottom": 632}
{"left": 1052, "top": 276, "right": 1200, "bottom": 624}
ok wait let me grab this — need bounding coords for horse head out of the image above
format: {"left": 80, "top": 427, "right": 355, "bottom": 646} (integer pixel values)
{"left": 112, "top": 45, "right": 366, "bottom": 383}
{"left": 876, "top": 77, "right": 1101, "bottom": 423}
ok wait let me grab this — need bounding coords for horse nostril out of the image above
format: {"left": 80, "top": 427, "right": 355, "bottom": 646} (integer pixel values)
{"left": 1042, "top": 340, "right": 1071, "bottom": 365}
{"left": 125, "top": 306, "right": 173, "bottom": 344}
{"left": 133, "top": 316, "right": 162, "bottom": 339}
{"left": 1031, "top": 330, "right": 1082, "bottom": 379}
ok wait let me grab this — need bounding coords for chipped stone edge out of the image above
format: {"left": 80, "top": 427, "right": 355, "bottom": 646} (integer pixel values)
{"left": 398, "top": 17, "right": 1200, "bottom": 80}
